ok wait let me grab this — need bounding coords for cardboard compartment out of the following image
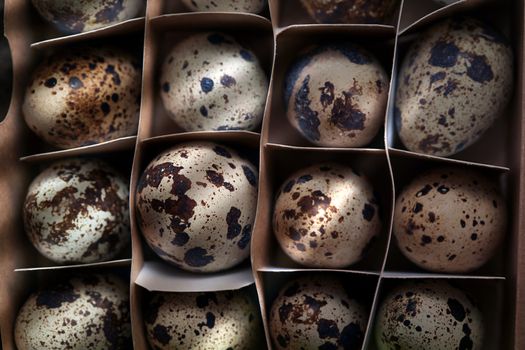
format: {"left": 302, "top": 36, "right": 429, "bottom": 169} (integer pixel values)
{"left": 366, "top": 277, "right": 506, "bottom": 350}
{"left": 139, "top": 12, "right": 273, "bottom": 138}
{"left": 266, "top": 26, "right": 395, "bottom": 148}
{"left": 253, "top": 144, "right": 392, "bottom": 273}
{"left": 257, "top": 270, "right": 379, "bottom": 350}
{"left": 0, "top": 1, "right": 13, "bottom": 123}
{"left": 268, "top": 0, "right": 401, "bottom": 30}
{"left": 159, "top": 0, "right": 270, "bottom": 18}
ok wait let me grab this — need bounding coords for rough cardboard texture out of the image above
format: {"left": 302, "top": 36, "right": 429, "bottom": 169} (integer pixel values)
{"left": 1, "top": 0, "right": 524, "bottom": 350}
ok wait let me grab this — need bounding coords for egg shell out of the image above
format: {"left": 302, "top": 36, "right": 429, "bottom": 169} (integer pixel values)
{"left": 31, "top": 0, "right": 143, "bottom": 34}
{"left": 269, "top": 275, "right": 368, "bottom": 350}
{"left": 393, "top": 167, "right": 506, "bottom": 273}
{"left": 300, "top": 0, "right": 396, "bottom": 24}
{"left": 135, "top": 141, "right": 258, "bottom": 273}
{"left": 375, "top": 281, "right": 484, "bottom": 350}
{"left": 285, "top": 44, "right": 389, "bottom": 147}
{"left": 23, "top": 46, "right": 141, "bottom": 149}
{"left": 181, "top": 0, "right": 265, "bottom": 13}
{"left": 23, "top": 158, "right": 130, "bottom": 264}
{"left": 395, "top": 17, "right": 513, "bottom": 157}
{"left": 272, "top": 163, "right": 381, "bottom": 268}
{"left": 14, "top": 274, "right": 131, "bottom": 350}
{"left": 160, "top": 32, "right": 268, "bottom": 132}
{"left": 145, "top": 289, "right": 263, "bottom": 350}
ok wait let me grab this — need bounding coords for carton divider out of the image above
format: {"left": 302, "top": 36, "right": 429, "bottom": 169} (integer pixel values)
{"left": 160, "top": 0, "right": 271, "bottom": 19}
{"left": 14, "top": 258, "right": 132, "bottom": 272}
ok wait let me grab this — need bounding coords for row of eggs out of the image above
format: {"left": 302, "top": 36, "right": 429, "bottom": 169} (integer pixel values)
{"left": 14, "top": 272, "right": 486, "bottom": 350}
{"left": 23, "top": 141, "right": 506, "bottom": 275}
{"left": 22, "top": 16, "right": 514, "bottom": 159}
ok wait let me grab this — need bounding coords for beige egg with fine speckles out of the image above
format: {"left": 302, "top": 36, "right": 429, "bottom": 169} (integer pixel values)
{"left": 145, "top": 289, "right": 263, "bottom": 350}
{"left": 269, "top": 275, "right": 368, "bottom": 350}
{"left": 15, "top": 274, "right": 131, "bottom": 350}
{"left": 23, "top": 46, "right": 141, "bottom": 149}
{"left": 285, "top": 44, "right": 388, "bottom": 147}
{"left": 181, "top": 0, "right": 265, "bottom": 13}
{"left": 23, "top": 158, "right": 130, "bottom": 264}
{"left": 31, "top": 0, "right": 143, "bottom": 33}
{"left": 135, "top": 141, "right": 258, "bottom": 273}
{"left": 300, "top": 0, "right": 396, "bottom": 24}
{"left": 393, "top": 167, "right": 506, "bottom": 273}
{"left": 273, "top": 163, "right": 381, "bottom": 268}
{"left": 375, "top": 281, "right": 484, "bottom": 350}
{"left": 160, "top": 32, "right": 268, "bottom": 132}
{"left": 395, "top": 17, "right": 513, "bottom": 157}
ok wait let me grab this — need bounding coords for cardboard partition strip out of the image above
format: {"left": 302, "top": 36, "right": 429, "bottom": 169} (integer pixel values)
{"left": 14, "top": 258, "right": 132, "bottom": 272}
{"left": 157, "top": 0, "right": 271, "bottom": 18}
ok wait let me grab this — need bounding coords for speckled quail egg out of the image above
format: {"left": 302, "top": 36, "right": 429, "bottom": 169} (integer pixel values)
{"left": 285, "top": 44, "right": 389, "bottom": 147}
{"left": 31, "top": 0, "right": 143, "bottom": 34}
{"left": 23, "top": 158, "right": 130, "bottom": 264}
{"left": 23, "top": 46, "right": 141, "bottom": 149}
{"left": 395, "top": 17, "right": 513, "bottom": 157}
{"left": 160, "top": 32, "right": 268, "bottom": 132}
{"left": 135, "top": 141, "right": 258, "bottom": 273}
{"left": 15, "top": 274, "right": 131, "bottom": 350}
{"left": 270, "top": 275, "right": 368, "bottom": 350}
{"left": 393, "top": 167, "right": 506, "bottom": 273}
{"left": 145, "top": 289, "right": 263, "bottom": 350}
{"left": 181, "top": 0, "right": 265, "bottom": 13}
{"left": 273, "top": 163, "right": 381, "bottom": 268}
{"left": 300, "top": 0, "right": 396, "bottom": 24}
{"left": 375, "top": 280, "right": 484, "bottom": 350}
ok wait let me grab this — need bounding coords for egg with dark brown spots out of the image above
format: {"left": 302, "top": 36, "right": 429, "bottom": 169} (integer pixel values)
{"left": 181, "top": 0, "right": 265, "bottom": 13}
{"left": 300, "top": 0, "right": 396, "bottom": 24}
{"left": 135, "top": 141, "right": 258, "bottom": 273}
{"left": 145, "top": 289, "right": 263, "bottom": 349}
{"left": 23, "top": 46, "right": 141, "bottom": 149}
{"left": 375, "top": 281, "right": 483, "bottom": 350}
{"left": 31, "top": 0, "right": 143, "bottom": 34}
{"left": 393, "top": 167, "right": 506, "bottom": 273}
{"left": 395, "top": 17, "right": 513, "bottom": 157}
{"left": 160, "top": 32, "right": 268, "bottom": 132}
{"left": 269, "top": 275, "right": 368, "bottom": 350}
{"left": 23, "top": 158, "right": 130, "bottom": 264}
{"left": 14, "top": 274, "right": 131, "bottom": 350}
{"left": 285, "top": 44, "right": 388, "bottom": 147}
{"left": 273, "top": 163, "right": 381, "bottom": 268}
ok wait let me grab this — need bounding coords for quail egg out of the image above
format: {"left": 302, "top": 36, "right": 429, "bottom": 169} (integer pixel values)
{"left": 393, "top": 167, "right": 506, "bottom": 273}
{"left": 23, "top": 158, "right": 130, "bottom": 264}
{"left": 375, "top": 280, "right": 484, "bottom": 350}
{"left": 273, "top": 163, "right": 381, "bottom": 268}
{"left": 395, "top": 17, "right": 513, "bottom": 157}
{"left": 285, "top": 44, "right": 389, "bottom": 147}
{"left": 23, "top": 46, "right": 141, "bottom": 149}
{"left": 160, "top": 32, "right": 268, "bottom": 132}
{"left": 135, "top": 141, "right": 258, "bottom": 272}
{"left": 300, "top": 0, "right": 396, "bottom": 24}
{"left": 181, "top": 0, "right": 265, "bottom": 13}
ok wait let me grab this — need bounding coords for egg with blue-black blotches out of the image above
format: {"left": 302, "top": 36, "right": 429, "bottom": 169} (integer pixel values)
{"left": 181, "top": 0, "right": 265, "bottom": 13}
{"left": 375, "top": 280, "right": 484, "bottom": 350}
{"left": 395, "top": 17, "right": 513, "bottom": 157}
{"left": 160, "top": 32, "right": 268, "bottom": 132}
{"left": 145, "top": 289, "right": 263, "bottom": 350}
{"left": 285, "top": 44, "right": 389, "bottom": 147}
{"left": 135, "top": 141, "right": 258, "bottom": 273}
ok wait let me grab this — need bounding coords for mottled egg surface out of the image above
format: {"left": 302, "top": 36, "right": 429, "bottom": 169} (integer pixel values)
{"left": 375, "top": 281, "right": 483, "bottom": 350}
{"left": 285, "top": 44, "right": 389, "bottom": 147}
{"left": 23, "top": 46, "right": 141, "bottom": 149}
{"left": 136, "top": 141, "right": 258, "bottom": 273}
{"left": 23, "top": 158, "right": 130, "bottom": 264}
{"left": 273, "top": 163, "right": 381, "bottom": 268}
{"left": 145, "top": 289, "right": 263, "bottom": 350}
{"left": 181, "top": 0, "right": 265, "bottom": 13}
{"left": 300, "top": 0, "right": 395, "bottom": 24}
{"left": 160, "top": 32, "right": 268, "bottom": 132}
{"left": 393, "top": 167, "right": 506, "bottom": 273}
{"left": 31, "top": 0, "right": 143, "bottom": 33}
{"left": 270, "top": 275, "right": 368, "bottom": 350}
{"left": 395, "top": 17, "right": 513, "bottom": 157}
{"left": 15, "top": 274, "right": 131, "bottom": 350}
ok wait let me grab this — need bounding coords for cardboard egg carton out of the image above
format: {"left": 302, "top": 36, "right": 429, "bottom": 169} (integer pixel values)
{"left": 0, "top": 0, "right": 524, "bottom": 349}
